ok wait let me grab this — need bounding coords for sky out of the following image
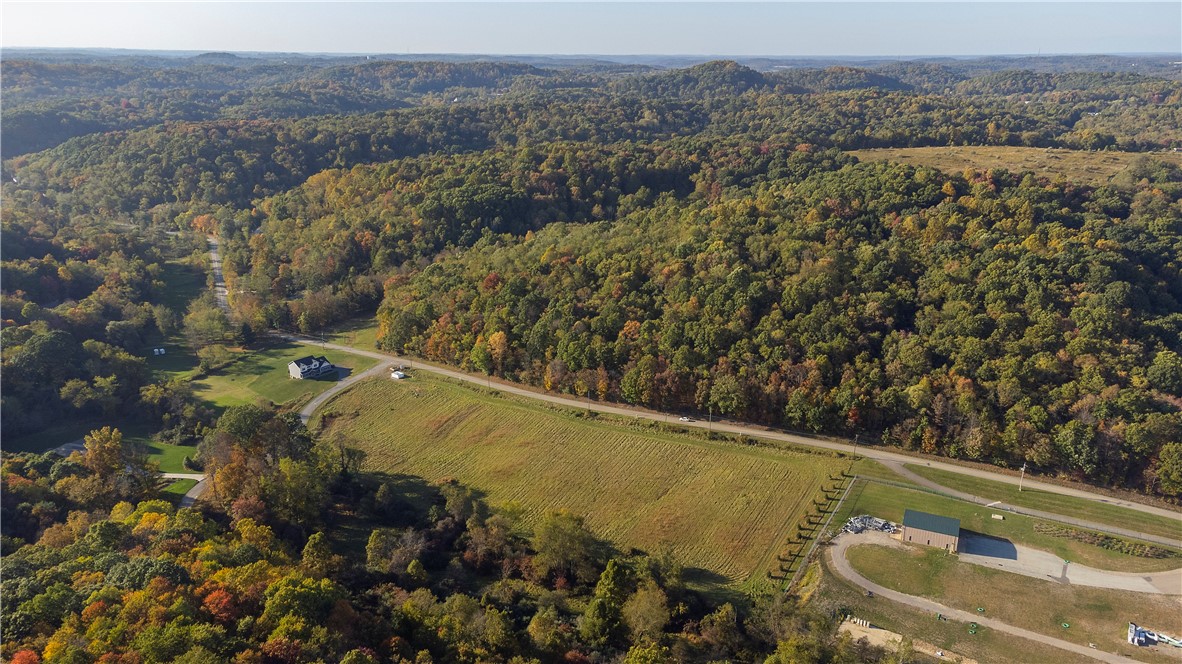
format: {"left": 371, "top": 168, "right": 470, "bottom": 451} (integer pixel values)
{"left": 2, "top": 1, "right": 1179, "bottom": 57}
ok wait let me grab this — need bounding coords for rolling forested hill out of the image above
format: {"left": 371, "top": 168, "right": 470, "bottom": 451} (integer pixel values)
{"left": 3, "top": 50, "right": 1182, "bottom": 664}
{"left": 3, "top": 53, "right": 1180, "bottom": 493}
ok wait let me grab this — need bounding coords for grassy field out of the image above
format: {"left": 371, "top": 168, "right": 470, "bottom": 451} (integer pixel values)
{"left": 905, "top": 464, "right": 1182, "bottom": 542}
{"left": 140, "top": 441, "right": 196, "bottom": 473}
{"left": 322, "top": 317, "right": 382, "bottom": 353}
{"left": 161, "top": 479, "right": 198, "bottom": 506}
{"left": 317, "top": 374, "right": 846, "bottom": 589}
{"left": 4, "top": 422, "right": 197, "bottom": 474}
{"left": 836, "top": 480, "right": 1182, "bottom": 573}
{"left": 809, "top": 559, "right": 1072, "bottom": 664}
{"left": 157, "top": 260, "right": 206, "bottom": 315}
{"left": 849, "top": 146, "right": 1182, "bottom": 186}
{"left": 846, "top": 544, "right": 1182, "bottom": 663}
{"left": 190, "top": 340, "right": 379, "bottom": 410}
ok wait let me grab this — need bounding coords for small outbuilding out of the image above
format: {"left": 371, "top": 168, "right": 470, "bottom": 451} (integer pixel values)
{"left": 901, "top": 509, "right": 960, "bottom": 553}
{"left": 288, "top": 355, "right": 335, "bottom": 379}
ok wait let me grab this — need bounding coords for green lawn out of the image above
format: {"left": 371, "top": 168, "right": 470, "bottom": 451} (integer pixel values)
{"left": 322, "top": 317, "right": 383, "bottom": 352}
{"left": 4, "top": 422, "right": 196, "bottom": 474}
{"left": 838, "top": 480, "right": 1181, "bottom": 573}
{"left": 163, "top": 478, "right": 198, "bottom": 496}
{"left": 140, "top": 441, "right": 196, "bottom": 473}
{"left": 145, "top": 342, "right": 201, "bottom": 379}
{"left": 317, "top": 373, "right": 845, "bottom": 590}
{"left": 144, "top": 260, "right": 207, "bottom": 380}
{"left": 190, "top": 340, "right": 379, "bottom": 410}
{"left": 157, "top": 261, "right": 206, "bottom": 314}
{"left": 846, "top": 544, "right": 1182, "bottom": 663}
{"left": 161, "top": 479, "right": 199, "bottom": 507}
{"left": 904, "top": 464, "right": 1182, "bottom": 542}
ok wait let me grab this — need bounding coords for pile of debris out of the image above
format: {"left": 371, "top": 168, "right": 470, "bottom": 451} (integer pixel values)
{"left": 843, "top": 515, "right": 896, "bottom": 535}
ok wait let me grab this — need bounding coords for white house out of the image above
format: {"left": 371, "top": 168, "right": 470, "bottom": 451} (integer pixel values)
{"left": 288, "top": 355, "right": 335, "bottom": 379}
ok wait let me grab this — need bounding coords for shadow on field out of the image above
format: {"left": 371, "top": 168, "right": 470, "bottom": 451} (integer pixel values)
{"left": 682, "top": 567, "right": 732, "bottom": 586}
{"left": 365, "top": 471, "right": 461, "bottom": 522}
{"left": 319, "top": 366, "right": 353, "bottom": 381}
{"left": 959, "top": 531, "right": 1018, "bottom": 560}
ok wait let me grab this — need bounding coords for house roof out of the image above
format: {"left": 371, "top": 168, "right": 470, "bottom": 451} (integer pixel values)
{"left": 902, "top": 509, "right": 960, "bottom": 537}
{"left": 289, "top": 355, "right": 332, "bottom": 370}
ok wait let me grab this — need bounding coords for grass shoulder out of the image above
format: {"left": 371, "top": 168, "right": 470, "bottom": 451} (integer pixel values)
{"left": 903, "top": 463, "right": 1181, "bottom": 542}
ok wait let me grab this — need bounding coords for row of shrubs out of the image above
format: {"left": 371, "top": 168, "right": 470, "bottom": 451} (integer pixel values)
{"left": 1032, "top": 522, "right": 1180, "bottom": 559}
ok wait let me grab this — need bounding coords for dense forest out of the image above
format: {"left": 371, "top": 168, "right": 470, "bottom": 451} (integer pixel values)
{"left": 4, "top": 412, "right": 882, "bottom": 663}
{"left": 3, "top": 50, "right": 1182, "bottom": 663}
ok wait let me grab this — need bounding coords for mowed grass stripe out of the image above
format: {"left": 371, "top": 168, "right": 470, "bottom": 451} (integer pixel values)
{"left": 320, "top": 376, "right": 843, "bottom": 584}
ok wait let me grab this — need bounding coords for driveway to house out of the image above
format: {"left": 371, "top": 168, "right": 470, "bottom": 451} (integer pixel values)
{"left": 957, "top": 532, "right": 1182, "bottom": 595}
{"left": 829, "top": 531, "right": 1144, "bottom": 664}
{"left": 275, "top": 332, "right": 1182, "bottom": 547}
{"left": 297, "top": 360, "right": 395, "bottom": 425}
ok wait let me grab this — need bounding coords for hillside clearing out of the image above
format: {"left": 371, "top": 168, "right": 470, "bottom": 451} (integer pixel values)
{"left": 317, "top": 374, "right": 846, "bottom": 588}
{"left": 849, "top": 146, "right": 1182, "bottom": 186}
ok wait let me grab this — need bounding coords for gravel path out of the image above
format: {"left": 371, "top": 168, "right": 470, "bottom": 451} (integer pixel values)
{"left": 828, "top": 531, "right": 1143, "bottom": 663}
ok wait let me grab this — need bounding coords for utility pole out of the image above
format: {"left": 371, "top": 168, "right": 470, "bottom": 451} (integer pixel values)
{"left": 1019, "top": 462, "right": 1027, "bottom": 492}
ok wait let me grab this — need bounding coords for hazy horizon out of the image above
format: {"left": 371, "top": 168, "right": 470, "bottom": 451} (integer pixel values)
{"left": 4, "top": 2, "right": 1179, "bottom": 58}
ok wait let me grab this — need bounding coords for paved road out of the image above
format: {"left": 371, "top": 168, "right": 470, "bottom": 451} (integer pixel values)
{"left": 884, "top": 460, "right": 1182, "bottom": 549}
{"left": 179, "top": 478, "right": 207, "bottom": 509}
{"left": 277, "top": 333, "right": 1182, "bottom": 536}
{"left": 207, "top": 236, "right": 230, "bottom": 314}
{"left": 957, "top": 532, "right": 1182, "bottom": 595}
{"left": 829, "top": 532, "right": 1143, "bottom": 664}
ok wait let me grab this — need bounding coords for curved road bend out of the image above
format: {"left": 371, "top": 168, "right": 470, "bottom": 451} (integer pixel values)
{"left": 828, "top": 532, "right": 1143, "bottom": 664}
{"left": 276, "top": 333, "right": 1182, "bottom": 546}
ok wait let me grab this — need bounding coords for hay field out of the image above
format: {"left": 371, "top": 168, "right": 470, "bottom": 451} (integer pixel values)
{"left": 849, "top": 146, "right": 1182, "bottom": 186}
{"left": 318, "top": 375, "right": 845, "bottom": 586}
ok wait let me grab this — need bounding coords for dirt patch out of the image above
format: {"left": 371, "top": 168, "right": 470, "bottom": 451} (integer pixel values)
{"left": 841, "top": 618, "right": 978, "bottom": 664}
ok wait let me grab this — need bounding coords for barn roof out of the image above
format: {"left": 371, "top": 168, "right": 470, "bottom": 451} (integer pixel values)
{"left": 903, "top": 509, "right": 960, "bottom": 537}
